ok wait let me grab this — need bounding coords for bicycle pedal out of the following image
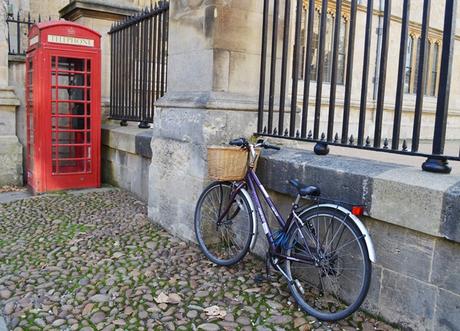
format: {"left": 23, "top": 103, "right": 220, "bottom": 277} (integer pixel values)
{"left": 254, "top": 274, "right": 276, "bottom": 284}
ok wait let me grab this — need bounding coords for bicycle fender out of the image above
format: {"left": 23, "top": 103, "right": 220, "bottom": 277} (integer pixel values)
{"left": 240, "top": 188, "right": 258, "bottom": 251}
{"left": 298, "top": 204, "right": 376, "bottom": 263}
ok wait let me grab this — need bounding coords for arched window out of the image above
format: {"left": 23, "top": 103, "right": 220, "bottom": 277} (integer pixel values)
{"left": 310, "top": 10, "right": 321, "bottom": 81}
{"left": 299, "top": 8, "right": 346, "bottom": 85}
{"left": 323, "top": 13, "right": 335, "bottom": 82}
{"left": 404, "top": 36, "right": 414, "bottom": 93}
{"left": 337, "top": 16, "right": 347, "bottom": 84}
{"left": 424, "top": 41, "right": 431, "bottom": 95}
{"left": 413, "top": 37, "right": 421, "bottom": 93}
{"left": 429, "top": 43, "right": 439, "bottom": 96}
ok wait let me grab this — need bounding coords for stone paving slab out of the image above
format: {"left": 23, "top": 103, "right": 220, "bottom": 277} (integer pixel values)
{"left": 0, "top": 189, "right": 399, "bottom": 330}
{"left": 0, "top": 191, "right": 32, "bottom": 204}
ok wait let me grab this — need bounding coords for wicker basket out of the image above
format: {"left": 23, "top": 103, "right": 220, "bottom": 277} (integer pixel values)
{"left": 207, "top": 146, "right": 260, "bottom": 181}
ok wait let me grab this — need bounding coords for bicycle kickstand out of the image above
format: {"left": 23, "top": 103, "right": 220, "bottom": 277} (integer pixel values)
{"left": 254, "top": 252, "right": 276, "bottom": 284}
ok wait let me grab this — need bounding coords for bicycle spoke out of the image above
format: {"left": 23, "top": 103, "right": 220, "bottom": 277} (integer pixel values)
{"left": 285, "top": 209, "right": 371, "bottom": 320}
{"left": 330, "top": 235, "right": 365, "bottom": 255}
{"left": 196, "top": 183, "right": 253, "bottom": 266}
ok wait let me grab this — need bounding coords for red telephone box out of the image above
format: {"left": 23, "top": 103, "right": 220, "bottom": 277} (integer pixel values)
{"left": 26, "top": 21, "right": 101, "bottom": 193}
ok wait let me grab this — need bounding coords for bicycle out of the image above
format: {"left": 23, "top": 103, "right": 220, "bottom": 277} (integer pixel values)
{"left": 194, "top": 137, "right": 376, "bottom": 321}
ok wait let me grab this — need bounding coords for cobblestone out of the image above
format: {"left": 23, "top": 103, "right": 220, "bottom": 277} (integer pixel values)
{"left": 0, "top": 189, "right": 398, "bottom": 330}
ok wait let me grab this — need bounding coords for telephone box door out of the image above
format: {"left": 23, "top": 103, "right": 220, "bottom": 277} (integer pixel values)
{"left": 46, "top": 54, "right": 100, "bottom": 191}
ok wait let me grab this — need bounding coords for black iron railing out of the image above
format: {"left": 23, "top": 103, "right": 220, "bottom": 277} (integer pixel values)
{"left": 257, "top": 0, "right": 459, "bottom": 173}
{"left": 108, "top": 1, "right": 169, "bottom": 128}
{"left": 6, "top": 12, "right": 51, "bottom": 56}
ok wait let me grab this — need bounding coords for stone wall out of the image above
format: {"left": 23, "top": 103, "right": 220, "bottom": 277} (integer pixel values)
{"left": 101, "top": 123, "right": 152, "bottom": 202}
{"left": 0, "top": 1, "right": 22, "bottom": 186}
{"left": 255, "top": 148, "right": 460, "bottom": 331}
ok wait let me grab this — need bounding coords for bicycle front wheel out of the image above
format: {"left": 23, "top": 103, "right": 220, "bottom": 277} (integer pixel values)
{"left": 194, "top": 181, "right": 254, "bottom": 266}
{"left": 284, "top": 207, "right": 371, "bottom": 321}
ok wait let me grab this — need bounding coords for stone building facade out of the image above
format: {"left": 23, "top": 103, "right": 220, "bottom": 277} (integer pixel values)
{"left": 0, "top": 1, "right": 460, "bottom": 330}
{"left": 2, "top": 0, "right": 460, "bottom": 188}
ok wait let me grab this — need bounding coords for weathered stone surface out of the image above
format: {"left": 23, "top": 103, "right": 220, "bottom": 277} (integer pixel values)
{"left": 135, "top": 130, "right": 154, "bottom": 159}
{"left": 379, "top": 269, "right": 436, "bottom": 331}
{"left": 361, "top": 264, "right": 382, "bottom": 314}
{"left": 0, "top": 136, "right": 22, "bottom": 186}
{"left": 102, "top": 124, "right": 151, "bottom": 202}
{"left": 364, "top": 217, "right": 434, "bottom": 282}
{"left": 371, "top": 168, "right": 460, "bottom": 238}
{"left": 434, "top": 289, "right": 460, "bottom": 331}
{"left": 257, "top": 148, "right": 401, "bottom": 208}
{"left": 148, "top": 106, "right": 257, "bottom": 242}
{"left": 431, "top": 239, "right": 460, "bottom": 295}
{"left": 441, "top": 182, "right": 460, "bottom": 242}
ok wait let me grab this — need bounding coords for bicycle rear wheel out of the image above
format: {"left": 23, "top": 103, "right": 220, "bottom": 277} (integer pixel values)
{"left": 194, "top": 181, "right": 254, "bottom": 266}
{"left": 284, "top": 207, "right": 371, "bottom": 321}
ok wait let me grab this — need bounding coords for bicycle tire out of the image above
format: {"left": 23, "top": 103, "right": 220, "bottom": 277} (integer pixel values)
{"left": 284, "top": 206, "right": 372, "bottom": 321}
{"left": 194, "top": 181, "right": 254, "bottom": 266}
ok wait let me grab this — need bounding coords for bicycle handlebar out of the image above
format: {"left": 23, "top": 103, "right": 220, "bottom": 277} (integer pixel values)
{"left": 262, "top": 142, "right": 281, "bottom": 150}
{"left": 229, "top": 138, "right": 248, "bottom": 147}
{"left": 229, "top": 138, "right": 280, "bottom": 151}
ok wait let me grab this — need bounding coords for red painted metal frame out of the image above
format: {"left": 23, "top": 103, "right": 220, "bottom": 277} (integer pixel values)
{"left": 26, "top": 21, "right": 101, "bottom": 193}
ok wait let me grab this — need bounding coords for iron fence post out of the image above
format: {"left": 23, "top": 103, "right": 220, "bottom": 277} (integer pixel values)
{"left": 422, "top": 0, "right": 457, "bottom": 174}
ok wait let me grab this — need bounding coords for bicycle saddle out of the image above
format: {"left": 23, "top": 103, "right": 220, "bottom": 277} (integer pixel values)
{"left": 289, "top": 179, "right": 320, "bottom": 197}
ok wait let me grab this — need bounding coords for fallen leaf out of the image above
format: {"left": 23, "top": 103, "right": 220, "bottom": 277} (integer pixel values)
{"left": 82, "top": 303, "right": 94, "bottom": 316}
{"left": 154, "top": 292, "right": 169, "bottom": 304}
{"left": 154, "top": 292, "right": 182, "bottom": 305}
{"left": 112, "top": 252, "right": 124, "bottom": 259}
{"left": 204, "top": 305, "right": 227, "bottom": 319}
{"left": 168, "top": 293, "right": 182, "bottom": 304}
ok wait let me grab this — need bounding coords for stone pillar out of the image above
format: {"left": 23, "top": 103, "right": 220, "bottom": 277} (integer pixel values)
{"left": 0, "top": 0, "right": 22, "bottom": 186}
{"left": 59, "top": 0, "right": 139, "bottom": 119}
{"left": 148, "top": 0, "right": 264, "bottom": 241}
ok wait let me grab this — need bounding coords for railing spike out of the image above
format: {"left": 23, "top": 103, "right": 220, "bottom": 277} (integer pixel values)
{"left": 273, "top": 128, "right": 278, "bottom": 135}
{"left": 402, "top": 140, "right": 408, "bottom": 151}
{"left": 365, "top": 136, "right": 371, "bottom": 147}
{"left": 296, "top": 130, "right": 300, "bottom": 138}
{"left": 308, "top": 130, "right": 312, "bottom": 139}
{"left": 321, "top": 132, "right": 325, "bottom": 141}
{"left": 38, "top": 14, "right": 41, "bottom": 22}
{"left": 334, "top": 133, "right": 339, "bottom": 143}
{"left": 383, "top": 138, "right": 389, "bottom": 149}
{"left": 284, "top": 128, "right": 289, "bottom": 136}
{"left": 349, "top": 135, "right": 355, "bottom": 145}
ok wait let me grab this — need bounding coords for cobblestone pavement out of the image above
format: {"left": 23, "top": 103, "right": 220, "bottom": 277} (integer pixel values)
{"left": 0, "top": 189, "right": 398, "bottom": 331}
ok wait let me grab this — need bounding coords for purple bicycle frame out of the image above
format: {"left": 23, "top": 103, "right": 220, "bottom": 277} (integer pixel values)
{"left": 215, "top": 168, "right": 316, "bottom": 265}
{"left": 245, "top": 169, "right": 288, "bottom": 250}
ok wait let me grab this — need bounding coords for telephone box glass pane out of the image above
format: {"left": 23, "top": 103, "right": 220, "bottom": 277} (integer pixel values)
{"left": 51, "top": 56, "right": 92, "bottom": 175}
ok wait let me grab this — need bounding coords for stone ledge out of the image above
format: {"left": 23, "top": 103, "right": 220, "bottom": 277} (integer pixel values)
{"left": 8, "top": 55, "right": 26, "bottom": 64}
{"left": 0, "top": 88, "right": 20, "bottom": 108}
{"left": 156, "top": 91, "right": 260, "bottom": 111}
{"left": 60, "top": 0, "right": 139, "bottom": 21}
{"left": 257, "top": 148, "right": 460, "bottom": 243}
{"left": 101, "top": 124, "right": 152, "bottom": 159}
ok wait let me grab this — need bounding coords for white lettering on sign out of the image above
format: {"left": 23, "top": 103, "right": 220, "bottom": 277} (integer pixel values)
{"left": 47, "top": 35, "right": 94, "bottom": 47}
{"left": 29, "top": 35, "right": 39, "bottom": 46}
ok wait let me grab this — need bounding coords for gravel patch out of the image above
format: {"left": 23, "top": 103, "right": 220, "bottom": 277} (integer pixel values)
{"left": 0, "top": 189, "right": 398, "bottom": 330}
